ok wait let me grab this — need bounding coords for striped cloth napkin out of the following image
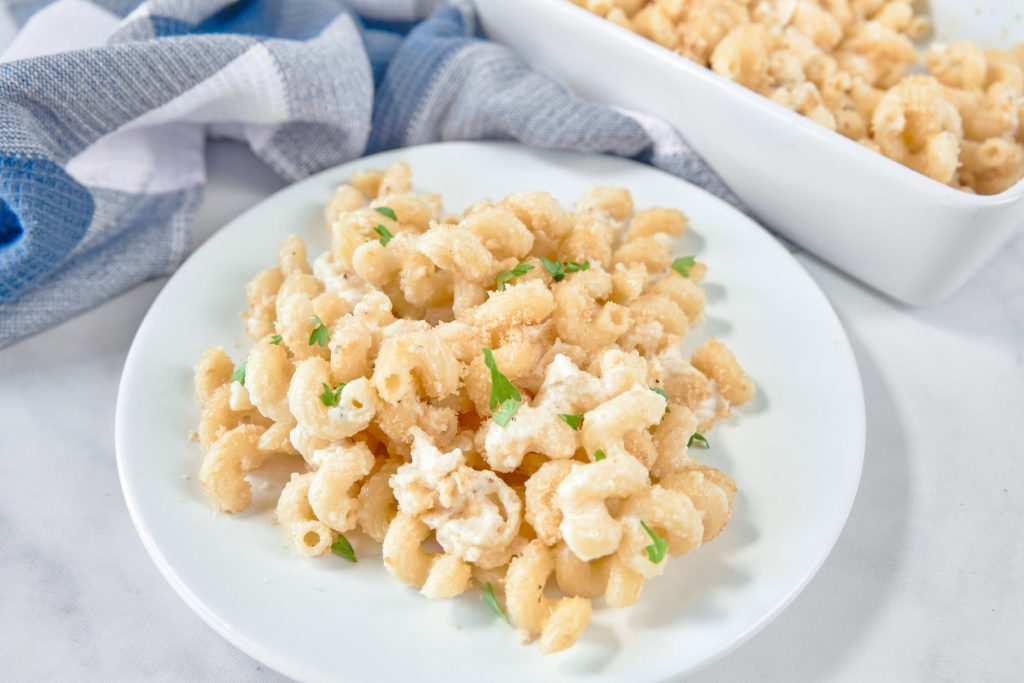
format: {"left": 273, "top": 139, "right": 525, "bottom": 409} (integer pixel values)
{"left": 0, "top": 0, "right": 739, "bottom": 349}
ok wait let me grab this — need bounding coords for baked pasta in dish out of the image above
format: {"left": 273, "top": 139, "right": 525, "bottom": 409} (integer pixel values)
{"left": 574, "top": 0, "right": 1024, "bottom": 194}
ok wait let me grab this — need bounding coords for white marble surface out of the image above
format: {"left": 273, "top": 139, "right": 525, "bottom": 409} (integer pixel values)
{"left": 1, "top": 141, "right": 1022, "bottom": 682}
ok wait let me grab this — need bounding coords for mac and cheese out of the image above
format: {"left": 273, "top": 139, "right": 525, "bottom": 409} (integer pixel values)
{"left": 192, "top": 162, "right": 754, "bottom": 653}
{"left": 574, "top": 0, "right": 1024, "bottom": 194}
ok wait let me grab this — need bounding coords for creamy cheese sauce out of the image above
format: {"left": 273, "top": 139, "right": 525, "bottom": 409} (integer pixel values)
{"left": 533, "top": 353, "right": 604, "bottom": 413}
{"left": 312, "top": 252, "right": 369, "bottom": 308}
{"left": 392, "top": 429, "right": 520, "bottom": 567}
{"left": 228, "top": 381, "right": 253, "bottom": 411}
{"left": 655, "top": 346, "right": 730, "bottom": 426}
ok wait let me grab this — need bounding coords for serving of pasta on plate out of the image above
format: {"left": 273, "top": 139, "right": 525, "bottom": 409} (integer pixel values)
{"left": 190, "top": 161, "right": 754, "bottom": 654}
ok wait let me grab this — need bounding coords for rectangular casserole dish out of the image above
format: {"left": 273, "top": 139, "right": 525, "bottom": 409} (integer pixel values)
{"left": 476, "top": 0, "right": 1024, "bottom": 304}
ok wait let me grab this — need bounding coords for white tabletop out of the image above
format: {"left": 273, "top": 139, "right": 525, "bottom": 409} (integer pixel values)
{"left": 2, "top": 141, "right": 1022, "bottom": 682}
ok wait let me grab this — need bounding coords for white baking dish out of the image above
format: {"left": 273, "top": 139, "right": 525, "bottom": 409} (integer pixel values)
{"left": 475, "top": 0, "right": 1024, "bottom": 304}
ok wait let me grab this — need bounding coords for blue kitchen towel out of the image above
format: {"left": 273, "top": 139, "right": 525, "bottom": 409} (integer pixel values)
{"left": 0, "top": 0, "right": 740, "bottom": 349}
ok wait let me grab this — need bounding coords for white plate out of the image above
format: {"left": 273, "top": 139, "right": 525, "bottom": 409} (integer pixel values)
{"left": 116, "top": 142, "right": 864, "bottom": 683}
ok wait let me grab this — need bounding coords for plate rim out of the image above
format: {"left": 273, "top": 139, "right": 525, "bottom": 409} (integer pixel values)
{"left": 115, "top": 140, "right": 866, "bottom": 683}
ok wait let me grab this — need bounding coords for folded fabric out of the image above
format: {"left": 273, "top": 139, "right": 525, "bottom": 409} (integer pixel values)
{"left": 0, "top": 0, "right": 741, "bottom": 349}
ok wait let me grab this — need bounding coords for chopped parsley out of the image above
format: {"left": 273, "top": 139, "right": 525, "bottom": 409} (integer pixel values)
{"left": 308, "top": 315, "right": 330, "bottom": 348}
{"left": 650, "top": 386, "right": 671, "bottom": 413}
{"left": 565, "top": 260, "right": 590, "bottom": 273}
{"left": 593, "top": 449, "right": 606, "bottom": 462}
{"left": 374, "top": 206, "right": 397, "bottom": 221}
{"left": 688, "top": 432, "right": 709, "bottom": 449}
{"left": 559, "top": 413, "right": 583, "bottom": 430}
{"left": 540, "top": 256, "right": 590, "bottom": 282}
{"left": 640, "top": 521, "right": 668, "bottom": 564}
{"left": 482, "top": 348, "right": 522, "bottom": 427}
{"left": 493, "top": 399, "right": 520, "bottom": 427}
{"left": 270, "top": 334, "right": 283, "bottom": 345}
{"left": 540, "top": 256, "right": 564, "bottom": 281}
{"left": 374, "top": 224, "right": 394, "bottom": 246}
{"left": 231, "top": 362, "right": 246, "bottom": 386}
{"left": 482, "top": 583, "right": 509, "bottom": 622}
{"left": 671, "top": 256, "right": 696, "bottom": 277}
{"left": 319, "top": 382, "right": 345, "bottom": 407}
{"left": 495, "top": 261, "right": 534, "bottom": 291}
{"left": 331, "top": 533, "right": 357, "bottom": 562}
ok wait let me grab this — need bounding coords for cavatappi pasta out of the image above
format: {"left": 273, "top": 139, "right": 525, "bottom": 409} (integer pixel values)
{"left": 192, "top": 162, "right": 754, "bottom": 653}
{"left": 573, "top": 0, "right": 1024, "bottom": 195}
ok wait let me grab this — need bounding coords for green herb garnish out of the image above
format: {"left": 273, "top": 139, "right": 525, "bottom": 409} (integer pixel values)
{"left": 483, "top": 349, "right": 522, "bottom": 427}
{"left": 540, "top": 256, "right": 565, "bottom": 282}
{"left": 482, "top": 583, "right": 509, "bottom": 622}
{"left": 270, "top": 334, "right": 283, "bottom": 345}
{"left": 650, "top": 386, "right": 671, "bottom": 413}
{"left": 319, "top": 382, "right": 345, "bottom": 407}
{"left": 671, "top": 256, "right": 696, "bottom": 277}
{"left": 495, "top": 261, "right": 534, "bottom": 291}
{"left": 565, "top": 260, "right": 590, "bottom": 273}
{"left": 483, "top": 348, "right": 521, "bottom": 412}
{"left": 559, "top": 413, "right": 583, "bottom": 430}
{"left": 688, "top": 432, "right": 709, "bottom": 448}
{"left": 640, "top": 521, "right": 668, "bottom": 564}
{"left": 331, "top": 534, "right": 357, "bottom": 562}
{"left": 231, "top": 362, "right": 247, "bottom": 386}
{"left": 593, "top": 449, "right": 606, "bottom": 461}
{"left": 374, "top": 224, "right": 394, "bottom": 246}
{"left": 374, "top": 206, "right": 397, "bottom": 221}
{"left": 540, "top": 257, "right": 589, "bottom": 282}
{"left": 308, "top": 315, "right": 330, "bottom": 348}
{"left": 493, "top": 398, "right": 520, "bottom": 427}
